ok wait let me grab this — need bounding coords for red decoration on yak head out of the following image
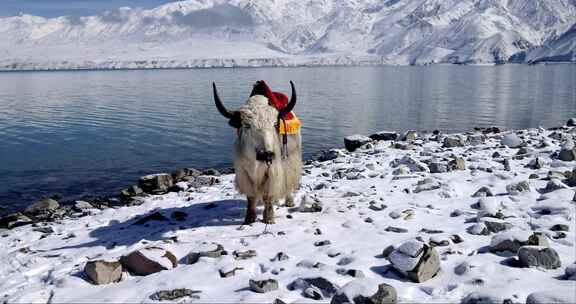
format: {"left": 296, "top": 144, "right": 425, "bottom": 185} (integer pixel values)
{"left": 250, "top": 80, "right": 295, "bottom": 120}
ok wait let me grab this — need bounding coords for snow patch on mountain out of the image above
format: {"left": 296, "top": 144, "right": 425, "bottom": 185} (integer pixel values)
{"left": 0, "top": 0, "right": 575, "bottom": 70}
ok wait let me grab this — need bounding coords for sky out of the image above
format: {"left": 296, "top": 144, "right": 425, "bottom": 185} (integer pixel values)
{"left": 0, "top": 0, "right": 176, "bottom": 17}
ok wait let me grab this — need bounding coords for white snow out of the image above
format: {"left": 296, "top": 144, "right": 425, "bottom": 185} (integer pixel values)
{"left": 0, "top": 0, "right": 575, "bottom": 71}
{"left": 1, "top": 126, "right": 575, "bottom": 303}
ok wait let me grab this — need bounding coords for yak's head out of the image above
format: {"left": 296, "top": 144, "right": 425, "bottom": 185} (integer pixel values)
{"left": 212, "top": 81, "right": 296, "bottom": 164}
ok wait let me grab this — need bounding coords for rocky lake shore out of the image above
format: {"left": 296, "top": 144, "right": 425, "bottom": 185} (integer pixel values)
{"left": 1, "top": 121, "right": 575, "bottom": 303}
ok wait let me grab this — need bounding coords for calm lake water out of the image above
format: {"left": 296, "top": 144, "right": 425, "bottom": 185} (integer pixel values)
{"left": 1, "top": 65, "right": 575, "bottom": 214}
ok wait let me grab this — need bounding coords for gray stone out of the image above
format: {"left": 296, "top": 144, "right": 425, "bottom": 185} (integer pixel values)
{"left": 472, "top": 187, "right": 493, "bottom": 197}
{"left": 289, "top": 277, "right": 339, "bottom": 299}
{"left": 403, "top": 130, "right": 418, "bottom": 141}
{"left": 482, "top": 219, "right": 513, "bottom": 233}
{"left": 527, "top": 158, "right": 545, "bottom": 169}
{"left": 299, "top": 196, "right": 323, "bottom": 212}
{"left": 120, "top": 185, "right": 144, "bottom": 197}
{"left": 138, "top": 173, "right": 174, "bottom": 194}
{"left": 319, "top": 149, "right": 342, "bottom": 162}
{"left": 388, "top": 241, "right": 440, "bottom": 283}
{"left": 567, "top": 118, "right": 576, "bottom": 126}
{"left": 84, "top": 260, "right": 122, "bottom": 285}
{"left": 270, "top": 252, "right": 290, "bottom": 262}
{"left": 171, "top": 168, "right": 202, "bottom": 182}
{"left": 385, "top": 226, "right": 408, "bottom": 233}
{"left": 506, "top": 181, "right": 530, "bottom": 195}
{"left": 187, "top": 243, "right": 227, "bottom": 264}
{"left": 559, "top": 148, "right": 576, "bottom": 161}
{"left": 449, "top": 158, "right": 466, "bottom": 170}
{"left": 544, "top": 179, "right": 569, "bottom": 192}
{"left": 233, "top": 250, "right": 257, "bottom": 260}
{"left": 120, "top": 247, "right": 178, "bottom": 276}
{"left": 73, "top": 201, "right": 95, "bottom": 212}
{"left": 429, "top": 162, "right": 448, "bottom": 173}
{"left": 518, "top": 246, "right": 561, "bottom": 269}
{"left": 331, "top": 281, "right": 397, "bottom": 304}
{"left": 336, "top": 269, "right": 365, "bottom": 278}
{"left": 24, "top": 198, "right": 60, "bottom": 215}
{"left": 344, "top": 135, "right": 372, "bottom": 152}
{"left": 454, "top": 261, "right": 471, "bottom": 276}
{"left": 490, "top": 232, "right": 549, "bottom": 253}
{"left": 406, "top": 246, "right": 440, "bottom": 283}
{"left": 443, "top": 136, "right": 465, "bottom": 148}
{"left": 249, "top": 279, "right": 279, "bottom": 293}
{"left": 467, "top": 223, "right": 490, "bottom": 235}
{"left": 0, "top": 213, "right": 33, "bottom": 229}
{"left": 414, "top": 178, "right": 441, "bottom": 193}
{"left": 149, "top": 289, "right": 201, "bottom": 301}
{"left": 526, "top": 291, "right": 574, "bottom": 304}
{"left": 550, "top": 224, "right": 569, "bottom": 232}
{"left": 369, "top": 131, "right": 398, "bottom": 141}
{"left": 132, "top": 212, "right": 168, "bottom": 225}
{"left": 460, "top": 293, "right": 502, "bottom": 304}
{"left": 565, "top": 263, "right": 576, "bottom": 280}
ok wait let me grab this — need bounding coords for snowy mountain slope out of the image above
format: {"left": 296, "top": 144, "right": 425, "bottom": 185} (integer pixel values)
{"left": 0, "top": 0, "right": 575, "bottom": 70}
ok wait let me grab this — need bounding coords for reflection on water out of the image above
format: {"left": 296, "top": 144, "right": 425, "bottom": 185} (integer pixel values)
{"left": 0, "top": 65, "right": 575, "bottom": 213}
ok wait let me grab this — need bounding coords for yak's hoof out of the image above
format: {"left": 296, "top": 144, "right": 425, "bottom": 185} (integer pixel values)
{"left": 262, "top": 218, "right": 275, "bottom": 224}
{"left": 243, "top": 217, "right": 257, "bottom": 225}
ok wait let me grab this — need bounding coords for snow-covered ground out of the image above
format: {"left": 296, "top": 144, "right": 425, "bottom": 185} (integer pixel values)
{"left": 1, "top": 123, "right": 575, "bottom": 303}
{"left": 1, "top": 0, "right": 575, "bottom": 71}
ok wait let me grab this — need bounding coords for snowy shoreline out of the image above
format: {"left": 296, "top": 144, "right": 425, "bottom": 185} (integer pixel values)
{"left": 0, "top": 58, "right": 574, "bottom": 73}
{"left": 1, "top": 122, "right": 575, "bottom": 303}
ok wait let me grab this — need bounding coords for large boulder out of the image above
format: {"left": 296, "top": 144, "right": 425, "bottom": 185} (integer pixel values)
{"left": 443, "top": 136, "right": 466, "bottom": 148}
{"left": 558, "top": 140, "right": 576, "bottom": 161}
{"left": 84, "top": 260, "right": 123, "bottom": 285}
{"left": 138, "top": 173, "right": 174, "bottom": 194}
{"left": 120, "top": 247, "right": 178, "bottom": 276}
{"left": 490, "top": 231, "right": 549, "bottom": 253}
{"left": 24, "top": 198, "right": 60, "bottom": 215}
{"left": 344, "top": 135, "right": 372, "bottom": 152}
{"left": 518, "top": 246, "right": 561, "bottom": 269}
{"left": 388, "top": 240, "right": 440, "bottom": 283}
{"left": 331, "top": 280, "right": 397, "bottom": 304}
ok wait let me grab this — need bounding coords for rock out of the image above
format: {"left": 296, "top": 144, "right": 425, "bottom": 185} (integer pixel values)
{"left": 467, "top": 223, "right": 490, "bottom": 235}
{"left": 506, "top": 181, "right": 530, "bottom": 195}
{"left": 344, "top": 135, "right": 372, "bottom": 152}
{"left": 482, "top": 218, "right": 513, "bottom": 233}
{"left": 369, "top": 131, "right": 398, "bottom": 141}
{"left": 289, "top": 277, "right": 339, "bottom": 299}
{"left": 526, "top": 291, "right": 575, "bottom": 304}
{"left": 336, "top": 269, "right": 365, "bottom": 278}
{"left": 219, "top": 266, "right": 243, "bottom": 278}
{"left": 187, "top": 243, "right": 227, "bottom": 264}
{"left": 84, "top": 260, "right": 122, "bottom": 285}
{"left": 460, "top": 293, "right": 502, "bottom": 304}
{"left": 550, "top": 224, "right": 569, "bottom": 232}
{"left": 331, "top": 280, "right": 397, "bottom": 304}
{"left": 544, "top": 179, "right": 569, "bottom": 192}
{"left": 319, "top": 149, "right": 343, "bottom": 162}
{"left": 429, "top": 162, "right": 448, "bottom": 173}
{"left": 476, "top": 197, "right": 503, "bottom": 218}
{"left": 414, "top": 178, "right": 441, "bottom": 193}
{"left": 120, "top": 185, "right": 144, "bottom": 197}
{"left": 501, "top": 133, "right": 523, "bottom": 148}
{"left": 0, "top": 213, "right": 33, "bottom": 229}
{"left": 298, "top": 195, "right": 323, "bottom": 212}
{"left": 443, "top": 136, "right": 465, "bottom": 148}
{"left": 233, "top": 250, "right": 257, "bottom": 260}
{"left": 449, "top": 158, "right": 466, "bottom": 170}
{"left": 558, "top": 147, "right": 576, "bottom": 161}
{"left": 188, "top": 176, "right": 219, "bottom": 188}
{"left": 173, "top": 181, "right": 189, "bottom": 192}
{"left": 527, "top": 158, "right": 545, "bottom": 169}
{"left": 271, "top": 252, "right": 290, "bottom": 262}
{"left": 149, "top": 289, "right": 201, "bottom": 301}
{"left": 314, "top": 240, "right": 332, "bottom": 247}
{"left": 454, "top": 261, "right": 471, "bottom": 275}
{"left": 565, "top": 264, "right": 576, "bottom": 280}
{"left": 472, "top": 186, "right": 493, "bottom": 197}
{"left": 567, "top": 118, "right": 576, "bottom": 126}
{"left": 73, "top": 201, "right": 95, "bottom": 212}
{"left": 120, "top": 247, "right": 177, "bottom": 276}
{"left": 202, "top": 168, "right": 221, "bottom": 176}
{"left": 24, "top": 198, "right": 60, "bottom": 215}
{"left": 388, "top": 240, "right": 440, "bottom": 283}
{"left": 382, "top": 245, "right": 395, "bottom": 258}
{"left": 390, "top": 155, "right": 429, "bottom": 173}
{"left": 385, "top": 226, "right": 408, "bottom": 233}
{"left": 403, "top": 130, "right": 418, "bottom": 141}
{"left": 518, "top": 246, "right": 561, "bottom": 269}
{"left": 489, "top": 231, "right": 550, "bottom": 253}
{"left": 138, "top": 173, "right": 174, "bottom": 194}
{"left": 171, "top": 168, "right": 202, "bottom": 182}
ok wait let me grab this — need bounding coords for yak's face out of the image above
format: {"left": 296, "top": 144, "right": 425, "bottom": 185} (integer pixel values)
{"left": 235, "top": 95, "right": 281, "bottom": 163}
{"left": 212, "top": 81, "right": 296, "bottom": 165}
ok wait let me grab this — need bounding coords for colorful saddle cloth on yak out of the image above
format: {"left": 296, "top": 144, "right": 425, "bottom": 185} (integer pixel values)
{"left": 251, "top": 80, "right": 301, "bottom": 135}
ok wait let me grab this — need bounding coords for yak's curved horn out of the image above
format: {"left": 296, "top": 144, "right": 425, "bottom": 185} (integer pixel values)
{"left": 213, "top": 82, "right": 234, "bottom": 119}
{"left": 279, "top": 81, "right": 297, "bottom": 117}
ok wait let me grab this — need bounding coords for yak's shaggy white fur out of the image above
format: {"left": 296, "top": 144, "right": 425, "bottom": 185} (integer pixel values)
{"left": 233, "top": 95, "right": 302, "bottom": 222}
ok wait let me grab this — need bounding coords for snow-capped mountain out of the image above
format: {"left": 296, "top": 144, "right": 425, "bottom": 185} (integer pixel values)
{"left": 0, "top": 0, "right": 575, "bottom": 70}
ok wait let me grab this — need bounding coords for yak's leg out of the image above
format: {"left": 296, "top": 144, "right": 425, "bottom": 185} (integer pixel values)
{"left": 263, "top": 196, "right": 275, "bottom": 224}
{"left": 285, "top": 194, "right": 295, "bottom": 207}
{"left": 244, "top": 197, "right": 257, "bottom": 225}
